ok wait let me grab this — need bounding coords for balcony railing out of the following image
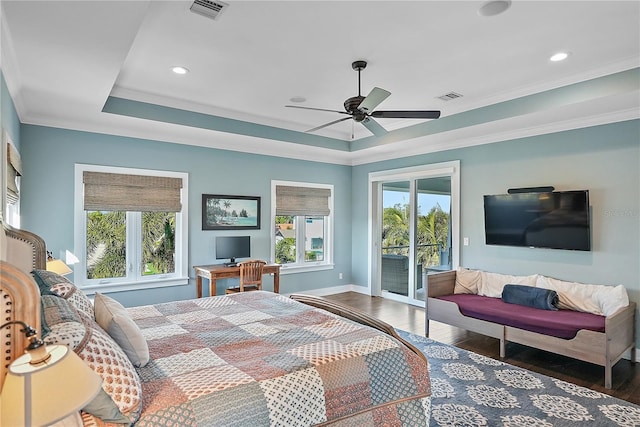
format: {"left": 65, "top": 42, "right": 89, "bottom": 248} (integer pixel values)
{"left": 382, "top": 243, "right": 446, "bottom": 268}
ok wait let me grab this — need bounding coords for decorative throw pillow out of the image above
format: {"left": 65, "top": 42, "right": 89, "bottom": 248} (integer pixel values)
{"left": 42, "top": 294, "right": 88, "bottom": 350}
{"left": 31, "top": 270, "right": 95, "bottom": 320}
{"left": 595, "top": 284, "right": 629, "bottom": 317}
{"left": 75, "top": 312, "right": 143, "bottom": 423}
{"left": 502, "top": 284, "right": 559, "bottom": 311}
{"left": 478, "top": 270, "right": 537, "bottom": 298}
{"left": 94, "top": 293, "right": 150, "bottom": 367}
{"left": 42, "top": 296, "right": 132, "bottom": 423}
{"left": 536, "top": 275, "right": 629, "bottom": 316}
{"left": 454, "top": 267, "right": 481, "bottom": 294}
{"left": 39, "top": 296, "right": 54, "bottom": 338}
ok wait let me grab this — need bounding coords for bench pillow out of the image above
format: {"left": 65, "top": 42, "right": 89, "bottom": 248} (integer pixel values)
{"left": 454, "top": 267, "right": 481, "bottom": 294}
{"left": 536, "top": 275, "right": 629, "bottom": 316}
{"left": 479, "top": 271, "right": 538, "bottom": 298}
{"left": 502, "top": 284, "right": 559, "bottom": 310}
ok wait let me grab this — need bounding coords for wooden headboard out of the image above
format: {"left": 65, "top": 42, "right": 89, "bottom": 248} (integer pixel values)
{"left": 0, "top": 223, "right": 47, "bottom": 388}
{"left": 0, "top": 222, "right": 47, "bottom": 272}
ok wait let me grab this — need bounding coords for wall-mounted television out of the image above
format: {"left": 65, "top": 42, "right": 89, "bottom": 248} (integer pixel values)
{"left": 216, "top": 236, "right": 251, "bottom": 266}
{"left": 483, "top": 190, "right": 591, "bottom": 251}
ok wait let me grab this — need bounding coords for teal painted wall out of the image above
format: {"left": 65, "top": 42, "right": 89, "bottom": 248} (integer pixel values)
{"left": 19, "top": 125, "right": 352, "bottom": 306}
{"left": 351, "top": 119, "right": 640, "bottom": 342}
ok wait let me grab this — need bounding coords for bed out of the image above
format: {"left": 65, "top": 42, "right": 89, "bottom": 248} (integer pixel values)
{"left": 0, "top": 224, "right": 431, "bottom": 426}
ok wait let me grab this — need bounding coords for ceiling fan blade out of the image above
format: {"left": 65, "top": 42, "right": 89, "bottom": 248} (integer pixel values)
{"left": 357, "top": 87, "right": 391, "bottom": 113}
{"left": 371, "top": 110, "right": 441, "bottom": 119}
{"left": 361, "top": 117, "right": 388, "bottom": 136}
{"left": 306, "top": 116, "right": 353, "bottom": 133}
{"left": 285, "top": 105, "right": 350, "bottom": 115}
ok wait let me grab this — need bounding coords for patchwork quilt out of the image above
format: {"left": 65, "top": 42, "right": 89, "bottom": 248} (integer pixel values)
{"left": 127, "top": 291, "right": 430, "bottom": 426}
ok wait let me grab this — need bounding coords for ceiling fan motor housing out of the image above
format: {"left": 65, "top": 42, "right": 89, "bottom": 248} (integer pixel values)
{"left": 344, "top": 95, "right": 366, "bottom": 120}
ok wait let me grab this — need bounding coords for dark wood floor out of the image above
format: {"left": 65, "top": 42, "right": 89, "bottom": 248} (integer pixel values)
{"left": 323, "top": 292, "right": 639, "bottom": 405}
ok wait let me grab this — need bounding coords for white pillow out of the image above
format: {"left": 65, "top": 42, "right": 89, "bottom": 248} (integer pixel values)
{"left": 536, "top": 276, "right": 629, "bottom": 316}
{"left": 94, "top": 293, "right": 150, "bottom": 367}
{"left": 595, "top": 285, "right": 630, "bottom": 317}
{"left": 479, "top": 271, "right": 537, "bottom": 298}
{"left": 454, "top": 267, "right": 482, "bottom": 294}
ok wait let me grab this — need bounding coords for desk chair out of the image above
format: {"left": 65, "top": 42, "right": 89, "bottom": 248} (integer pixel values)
{"left": 225, "top": 260, "right": 267, "bottom": 294}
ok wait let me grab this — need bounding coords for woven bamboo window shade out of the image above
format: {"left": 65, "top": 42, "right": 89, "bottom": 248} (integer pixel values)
{"left": 6, "top": 143, "right": 22, "bottom": 205}
{"left": 275, "top": 185, "right": 331, "bottom": 216}
{"left": 83, "top": 171, "right": 183, "bottom": 212}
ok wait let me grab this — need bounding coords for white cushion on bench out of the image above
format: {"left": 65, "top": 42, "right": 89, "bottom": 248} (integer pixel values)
{"left": 536, "top": 276, "right": 629, "bottom": 316}
{"left": 454, "top": 267, "right": 482, "bottom": 294}
{"left": 479, "top": 271, "right": 538, "bottom": 298}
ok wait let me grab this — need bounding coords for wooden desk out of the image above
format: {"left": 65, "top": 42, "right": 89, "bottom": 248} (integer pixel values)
{"left": 193, "top": 263, "right": 281, "bottom": 298}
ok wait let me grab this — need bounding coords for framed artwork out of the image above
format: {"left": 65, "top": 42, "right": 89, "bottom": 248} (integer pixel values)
{"left": 202, "top": 194, "right": 261, "bottom": 230}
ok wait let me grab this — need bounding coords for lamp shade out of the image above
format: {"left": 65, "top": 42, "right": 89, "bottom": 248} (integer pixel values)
{"left": 46, "top": 259, "right": 72, "bottom": 275}
{"left": 1, "top": 345, "right": 102, "bottom": 426}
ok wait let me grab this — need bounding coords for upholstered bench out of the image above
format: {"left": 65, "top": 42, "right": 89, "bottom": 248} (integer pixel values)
{"left": 425, "top": 268, "right": 636, "bottom": 389}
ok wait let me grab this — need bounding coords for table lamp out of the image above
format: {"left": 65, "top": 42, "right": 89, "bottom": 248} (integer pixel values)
{"left": 0, "top": 321, "right": 102, "bottom": 426}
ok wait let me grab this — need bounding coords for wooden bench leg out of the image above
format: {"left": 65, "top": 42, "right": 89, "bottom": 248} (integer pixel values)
{"left": 605, "top": 362, "right": 612, "bottom": 389}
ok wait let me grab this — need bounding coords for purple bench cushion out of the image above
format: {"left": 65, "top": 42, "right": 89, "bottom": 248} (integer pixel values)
{"left": 436, "top": 294, "right": 605, "bottom": 339}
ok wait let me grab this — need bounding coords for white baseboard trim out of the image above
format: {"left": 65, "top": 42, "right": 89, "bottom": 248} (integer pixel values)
{"left": 283, "top": 284, "right": 369, "bottom": 297}
{"left": 617, "top": 348, "right": 639, "bottom": 363}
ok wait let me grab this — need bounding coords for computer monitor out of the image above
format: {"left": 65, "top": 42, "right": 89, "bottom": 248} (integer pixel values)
{"left": 215, "top": 236, "right": 250, "bottom": 266}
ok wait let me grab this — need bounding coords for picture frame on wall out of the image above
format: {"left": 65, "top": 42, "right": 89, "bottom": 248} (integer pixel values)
{"left": 202, "top": 194, "right": 261, "bottom": 230}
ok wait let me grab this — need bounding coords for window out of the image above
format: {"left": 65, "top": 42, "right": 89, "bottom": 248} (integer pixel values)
{"left": 74, "top": 164, "right": 188, "bottom": 293}
{"left": 272, "top": 181, "right": 333, "bottom": 272}
{"left": 4, "top": 133, "right": 21, "bottom": 227}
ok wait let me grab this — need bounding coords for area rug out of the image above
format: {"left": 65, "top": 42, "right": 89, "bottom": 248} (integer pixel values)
{"left": 398, "top": 330, "right": 640, "bottom": 426}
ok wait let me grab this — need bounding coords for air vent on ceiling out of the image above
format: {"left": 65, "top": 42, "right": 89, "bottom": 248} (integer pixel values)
{"left": 190, "top": 0, "right": 229, "bottom": 21}
{"left": 436, "top": 92, "right": 463, "bottom": 101}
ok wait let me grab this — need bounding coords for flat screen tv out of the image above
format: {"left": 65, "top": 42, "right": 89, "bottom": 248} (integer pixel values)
{"left": 483, "top": 190, "right": 591, "bottom": 251}
{"left": 216, "top": 236, "right": 250, "bottom": 265}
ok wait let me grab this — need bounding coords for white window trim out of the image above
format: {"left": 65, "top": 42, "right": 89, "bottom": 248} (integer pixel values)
{"left": 3, "top": 130, "right": 21, "bottom": 228}
{"left": 271, "top": 180, "right": 334, "bottom": 274}
{"left": 74, "top": 164, "right": 189, "bottom": 293}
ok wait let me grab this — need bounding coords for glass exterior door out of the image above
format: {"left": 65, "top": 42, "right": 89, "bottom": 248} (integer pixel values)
{"left": 379, "top": 178, "right": 452, "bottom": 304}
{"left": 381, "top": 182, "right": 411, "bottom": 297}
{"left": 414, "top": 177, "right": 452, "bottom": 302}
{"left": 371, "top": 161, "right": 459, "bottom": 307}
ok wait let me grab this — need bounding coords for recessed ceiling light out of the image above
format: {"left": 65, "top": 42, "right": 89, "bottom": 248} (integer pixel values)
{"left": 289, "top": 96, "right": 306, "bottom": 103}
{"left": 478, "top": 0, "right": 512, "bottom": 17}
{"left": 550, "top": 52, "right": 570, "bottom": 62}
{"left": 171, "top": 66, "right": 189, "bottom": 75}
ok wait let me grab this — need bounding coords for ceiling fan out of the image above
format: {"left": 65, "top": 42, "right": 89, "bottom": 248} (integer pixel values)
{"left": 286, "top": 60, "right": 441, "bottom": 136}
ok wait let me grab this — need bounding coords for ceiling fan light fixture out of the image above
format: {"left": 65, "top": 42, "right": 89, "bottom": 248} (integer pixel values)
{"left": 478, "top": 0, "right": 512, "bottom": 17}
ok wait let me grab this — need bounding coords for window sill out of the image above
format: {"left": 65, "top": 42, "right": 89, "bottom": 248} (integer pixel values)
{"left": 279, "top": 263, "right": 334, "bottom": 275}
{"left": 79, "top": 276, "right": 189, "bottom": 295}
